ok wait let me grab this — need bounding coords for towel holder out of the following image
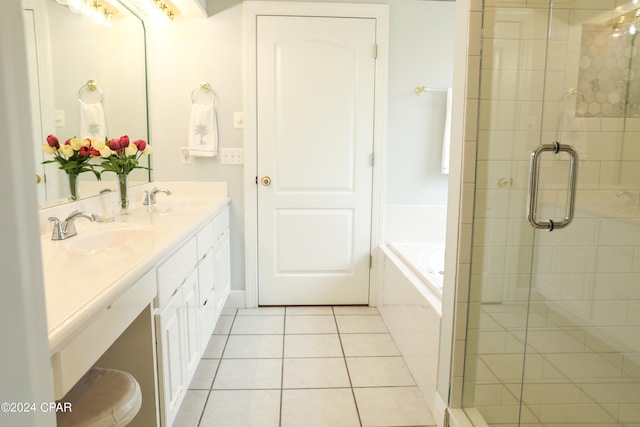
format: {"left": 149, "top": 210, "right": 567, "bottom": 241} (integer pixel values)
{"left": 415, "top": 84, "right": 447, "bottom": 96}
{"left": 191, "top": 81, "right": 217, "bottom": 106}
{"left": 78, "top": 80, "right": 104, "bottom": 103}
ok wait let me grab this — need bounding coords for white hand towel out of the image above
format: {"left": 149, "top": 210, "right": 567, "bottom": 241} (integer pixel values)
{"left": 441, "top": 87, "right": 453, "bottom": 174}
{"left": 188, "top": 103, "right": 218, "bottom": 157}
{"left": 79, "top": 100, "right": 107, "bottom": 140}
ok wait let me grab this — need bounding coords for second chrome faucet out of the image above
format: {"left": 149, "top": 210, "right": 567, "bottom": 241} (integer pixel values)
{"left": 143, "top": 187, "right": 172, "bottom": 206}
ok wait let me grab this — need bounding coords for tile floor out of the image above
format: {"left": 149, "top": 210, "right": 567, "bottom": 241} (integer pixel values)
{"left": 173, "top": 306, "right": 436, "bottom": 427}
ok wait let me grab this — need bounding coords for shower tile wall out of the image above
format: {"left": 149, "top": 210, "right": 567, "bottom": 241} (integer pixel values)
{"left": 459, "top": 1, "right": 640, "bottom": 426}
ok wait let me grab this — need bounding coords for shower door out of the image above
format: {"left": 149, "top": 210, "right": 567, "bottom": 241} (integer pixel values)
{"left": 462, "top": 1, "right": 640, "bottom": 426}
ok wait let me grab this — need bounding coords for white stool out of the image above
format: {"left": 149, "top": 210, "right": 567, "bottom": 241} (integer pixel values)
{"left": 56, "top": 367, "right": 142, "bottom": 427}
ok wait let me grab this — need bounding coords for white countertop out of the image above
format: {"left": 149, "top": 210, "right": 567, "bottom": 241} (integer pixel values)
{"left": 39, "top": 182, "right": 229, "bottom": 353}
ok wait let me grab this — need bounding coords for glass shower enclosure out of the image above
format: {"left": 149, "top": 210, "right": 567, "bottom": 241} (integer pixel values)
{"left": 462, "top": 0, "right": 640, "bottom": 425}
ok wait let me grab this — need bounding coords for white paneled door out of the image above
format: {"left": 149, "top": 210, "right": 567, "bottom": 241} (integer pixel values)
{"left": 256, "top": 15, "right": 377, "bottom": 305}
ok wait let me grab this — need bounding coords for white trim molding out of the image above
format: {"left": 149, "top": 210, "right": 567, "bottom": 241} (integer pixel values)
{"left": 243, "top": 1, "right": 389, "bottom": 308}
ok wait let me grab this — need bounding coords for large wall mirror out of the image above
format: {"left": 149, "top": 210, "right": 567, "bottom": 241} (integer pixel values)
{"left": 23, "top": 0, "right": 150, "bottom": 207}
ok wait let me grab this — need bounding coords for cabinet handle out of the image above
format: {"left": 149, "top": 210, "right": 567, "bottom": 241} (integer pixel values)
{"left": 203, "top": 299, "right": 208, "bottom": 306}
{"left": 172, "top": 288, "right": 178, "bottom": 297}
{"left": 106, "top": 303, "right": 113, "bottom": 310}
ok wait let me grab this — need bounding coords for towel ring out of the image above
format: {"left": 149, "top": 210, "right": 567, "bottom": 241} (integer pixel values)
{"left": 78, "top": 80, "right": 104, "bottom": 103}
{"left": 191, "top": 81, "right": 217, "bottom": 106}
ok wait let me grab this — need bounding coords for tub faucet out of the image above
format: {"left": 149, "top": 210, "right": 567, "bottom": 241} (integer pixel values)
{"left": 48, "top": 210, "right": 96, "bottom": 240}
{"left": 143, "top": 187, "right": 172, "bottom": 205}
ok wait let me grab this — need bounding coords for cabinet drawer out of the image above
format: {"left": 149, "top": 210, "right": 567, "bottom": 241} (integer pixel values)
{"left": 156, "top": 236, "right": 197, "bottom": 308}
{"left": 51, "top": 269, "right": 156, "bottom": 399}
{"left": 197, "top": 221, "right": 214, "bottom": 259}
{"left": 213, "top": 206, "right": 229, "bottom": 239}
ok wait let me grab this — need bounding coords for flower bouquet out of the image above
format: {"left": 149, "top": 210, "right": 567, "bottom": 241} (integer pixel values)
{"left": 42, "top": 135, "right": 102, "bottom": 200}
{"left": 98, "top": 135, "right": 152, "bottom": 214}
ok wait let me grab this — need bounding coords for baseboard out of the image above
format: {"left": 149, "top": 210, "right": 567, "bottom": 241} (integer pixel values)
{"left": 433, "top": 392, "right": 447, "bottom": 427}
{"left": 225, "top": 290, "right": 246, "bottom": 308}
{"left": 448, "top": 408, "right": 484, "bottom": 427}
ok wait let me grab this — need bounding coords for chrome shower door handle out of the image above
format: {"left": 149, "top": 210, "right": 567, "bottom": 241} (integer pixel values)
{"left": 527, "top": 141, "right": 579, "bottom": 231}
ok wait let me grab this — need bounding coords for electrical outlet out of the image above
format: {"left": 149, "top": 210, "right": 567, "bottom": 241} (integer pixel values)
{"left": 220, "top": 147, "right": 244, "bottom": 165}
{"left": 180, "top": 148, "right": 192, "bottom": 164}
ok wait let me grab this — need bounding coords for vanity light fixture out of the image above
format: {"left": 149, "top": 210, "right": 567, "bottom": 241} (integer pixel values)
{"left": 55, "top": 0, "right": 117, "bottom": 27}
{"left": 130, "top": 0, "right": 178, "bottom": 27}
{"left": 609, "top": 8, "right": 640, "bottom": 37}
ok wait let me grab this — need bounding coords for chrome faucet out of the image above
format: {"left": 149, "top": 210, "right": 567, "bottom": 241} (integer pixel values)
{"left": 48, "top": 210, "right": 97, "bottom": 241}
{"left": 143, "top": 187, "right": 172, "bottom": 205}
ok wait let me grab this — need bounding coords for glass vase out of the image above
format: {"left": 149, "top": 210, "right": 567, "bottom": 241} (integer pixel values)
{"left": 117, "top": 173, "right": 130, "bottom": 215}
{"left": 68, "top": 173, "right": 79, "bottom": 201}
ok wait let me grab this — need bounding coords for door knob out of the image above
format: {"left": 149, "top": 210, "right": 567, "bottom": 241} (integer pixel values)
{"left": 36, "top": 174, "right": 42, "bottom": 184}
{"left": 261, "top": 176, "right": 271, "bottom": 186}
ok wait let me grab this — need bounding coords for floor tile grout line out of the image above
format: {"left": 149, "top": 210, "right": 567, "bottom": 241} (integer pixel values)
{"left": 333, "top": 305, "right": 364, "bottom": 427}
{"left": 279, "top": 308, "right": 286, "bottom": 427}
{"left": 184, "top": 307, "right": 427, "bottom": 426}
{"left": 196, "top": 308, "right": 237, "bottom": 427}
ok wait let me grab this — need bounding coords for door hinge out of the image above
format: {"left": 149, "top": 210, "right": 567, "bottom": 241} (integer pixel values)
{"left": 373, "top": 44, "right": 378, "bottom": 58}
{"left": 255, "top": 176, "right": 258, "bottom": 185}
{"left": 369, "top": 255, "right": 373, "bottom": 269}
{"left": 371, "top": 152, "right": 376, "bottom": 166}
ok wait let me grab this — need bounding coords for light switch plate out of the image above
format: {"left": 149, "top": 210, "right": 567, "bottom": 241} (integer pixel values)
{"left": 54, "top": 110, "right": 66, "bottom": 127}
{"left": 220, "top": 147, "right": 244, "bottom": 165}
{"left": 233, "top": 112, "right": 244, "bottom": 129}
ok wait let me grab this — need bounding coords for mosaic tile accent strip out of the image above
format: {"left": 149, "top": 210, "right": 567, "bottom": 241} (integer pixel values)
{"left": 576, "top": 24, "right": 640, "bottom": 118}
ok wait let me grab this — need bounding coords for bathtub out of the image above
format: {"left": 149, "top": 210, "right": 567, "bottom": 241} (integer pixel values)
{"left": 388, "top": 242, "right": 444, "bottom": 296}
{"left": 378, "top": 242, "right": 443, "bottom": 417}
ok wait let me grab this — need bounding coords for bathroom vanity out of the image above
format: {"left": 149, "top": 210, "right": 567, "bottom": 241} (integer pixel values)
{"left": 39, "top": 182, "right": 230, "bottom": 426}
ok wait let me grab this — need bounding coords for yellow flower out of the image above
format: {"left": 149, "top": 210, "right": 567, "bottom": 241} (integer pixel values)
{"left": 99, "top": 147, "right": 112, "bottom": 158}
{"left": 60, "top": 145, "right": 74, "bottom": 157}
{"left": 42, "top": 143, "right": 56, "bottom": 155}
{"left": 69, "top": 137, "right": 82, "bottom": 151}
{"left": 91, "top": 138, "right": 106, "bottom": 150}
{"left": 142, "top": 145, "right": 153, "bottom": 155}
{"left": 125, "top": 144, "right": 138, "bottom": 156}
{"left": 81, "top": 138, "right": 91, "bottom": 147}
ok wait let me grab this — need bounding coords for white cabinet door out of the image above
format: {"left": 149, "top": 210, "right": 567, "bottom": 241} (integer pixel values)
{"left": 214, "top": 229, "right": 231, "bottom": 314}
{"left": 156, "top": 289, "right": 184, "bottom": 427}
{"left": 182, "top": 270, "right": 200, "bottom": 383}
{"left": 256, "top": 16, "right": 376, "bottom": 305}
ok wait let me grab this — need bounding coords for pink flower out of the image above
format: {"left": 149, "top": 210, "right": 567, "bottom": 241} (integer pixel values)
{"left": 108, "top": 138, "right": 121, "bottom": 151}
{"left": 119, "top": 135, "right": 130, "bottom": 147}
{"left": 133, "top": 139, "right": 146, "bottom": 152}
{"left": 46, "top": 134, "right": 60, "bottom": 148}
{"left": 89, "top": 148, "right": 101, "bottom": 157}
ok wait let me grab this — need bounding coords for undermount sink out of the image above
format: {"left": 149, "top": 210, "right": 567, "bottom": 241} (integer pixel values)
{"left": 63, "top": 228, "right": 157, "bottom": 253}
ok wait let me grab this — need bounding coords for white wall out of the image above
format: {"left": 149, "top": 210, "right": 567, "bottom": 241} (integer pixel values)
{"left": 386, "top": 0, "right": 455, "bottom": 205}
{"left": 146, "top": 5, "right": 245, "bottom": 289}
{"left": 147, "top": 0, "right": 456, "bottom": 292}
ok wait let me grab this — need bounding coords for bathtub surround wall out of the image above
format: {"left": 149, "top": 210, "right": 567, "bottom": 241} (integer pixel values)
{"left": 384, "top": 205, "right": 447, "bottom": 243}
{"left": 147, "top": 0, "right": 456, "bottom": 298}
